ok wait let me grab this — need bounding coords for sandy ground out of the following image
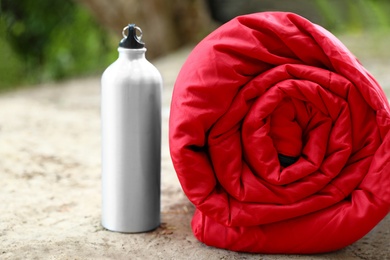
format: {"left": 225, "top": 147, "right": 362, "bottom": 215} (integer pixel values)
{"left": 0, "top": 34, "right": 389, "bottom": 259}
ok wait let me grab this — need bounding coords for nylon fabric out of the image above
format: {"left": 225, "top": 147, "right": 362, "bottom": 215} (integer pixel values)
{"left": 169, "top": 12, "right": 390, "bottom": 253}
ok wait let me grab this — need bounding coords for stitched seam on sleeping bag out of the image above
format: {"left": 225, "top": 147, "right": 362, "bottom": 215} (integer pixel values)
{"left": 328, "top": 182, "right": 349, "bottom": 199}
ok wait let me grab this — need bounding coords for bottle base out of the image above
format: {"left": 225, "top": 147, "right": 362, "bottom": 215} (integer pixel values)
{"left": 101, "top": 222, "right": 161, "bottom": 234}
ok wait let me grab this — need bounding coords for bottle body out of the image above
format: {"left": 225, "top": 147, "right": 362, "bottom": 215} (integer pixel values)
{"left": 101, "top": 48, "right": 162, "bottom": 233}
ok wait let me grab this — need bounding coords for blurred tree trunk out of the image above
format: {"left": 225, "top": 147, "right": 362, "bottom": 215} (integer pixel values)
{"left": 76, "top": 0, "right": 213, "bottom": 58}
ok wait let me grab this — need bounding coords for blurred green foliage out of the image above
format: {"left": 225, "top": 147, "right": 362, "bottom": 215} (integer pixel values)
{"left": 315, "top": 0, "right": 390, "bottom": 32}
{"left": 0, "top": 0, "right": 117, "bottom": 91}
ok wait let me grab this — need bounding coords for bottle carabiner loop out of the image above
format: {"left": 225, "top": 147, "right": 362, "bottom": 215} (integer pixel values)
{"left": 119, "top": 24, "right": 145, "bottom": 49}
{"left": 122, "top": 25, "right": 143, "bottom": 41}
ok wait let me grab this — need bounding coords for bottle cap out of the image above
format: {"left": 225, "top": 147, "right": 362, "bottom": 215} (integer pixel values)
{"left": 119, "top": 24, "right": 145, "bottom": 49}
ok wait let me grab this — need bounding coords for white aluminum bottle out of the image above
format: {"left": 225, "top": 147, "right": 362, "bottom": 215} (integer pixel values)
{"left": 101, "top": 24, "right": 162, "bottom": 232}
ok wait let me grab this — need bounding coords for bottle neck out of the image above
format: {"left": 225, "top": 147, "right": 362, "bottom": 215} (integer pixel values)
{"left": 118, "top": 47, "right": 146, "bottom": 59}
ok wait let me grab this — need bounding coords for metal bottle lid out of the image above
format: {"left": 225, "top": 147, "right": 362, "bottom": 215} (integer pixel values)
{"left": 119, "top": 24, "right": 145, "bottom": 49}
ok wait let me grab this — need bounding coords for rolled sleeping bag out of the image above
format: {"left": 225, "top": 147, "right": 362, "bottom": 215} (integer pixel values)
{"left": 169, "top": 12, "right": 390, "bottom": 253}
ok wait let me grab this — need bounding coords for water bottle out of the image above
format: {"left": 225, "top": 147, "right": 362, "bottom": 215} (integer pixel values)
{"left": 101, "top": 24, "right": 162, "bottom": 233}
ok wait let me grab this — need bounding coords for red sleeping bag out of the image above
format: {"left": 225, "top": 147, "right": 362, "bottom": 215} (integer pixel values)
{"left": 169, "top": 12, "right": 390, "bottom": 253}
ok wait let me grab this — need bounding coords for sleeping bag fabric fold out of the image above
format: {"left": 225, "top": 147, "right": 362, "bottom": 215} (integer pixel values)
{"left": 169, "top": 12, "right": 390, "bottom": 253}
